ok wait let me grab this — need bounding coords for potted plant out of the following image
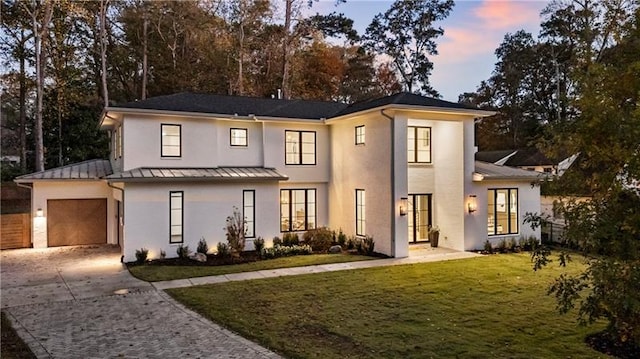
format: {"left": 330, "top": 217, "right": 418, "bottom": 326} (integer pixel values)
{"left": 428, "top": 225, "right": 440, "bottom": 248}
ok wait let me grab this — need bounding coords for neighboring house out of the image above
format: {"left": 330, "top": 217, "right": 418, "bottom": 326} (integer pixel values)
{"left": 15, "top": 92, "right": 543, "bottom": 261}
{"left": 475, "top": 148, "right": 578, "bottom": 176}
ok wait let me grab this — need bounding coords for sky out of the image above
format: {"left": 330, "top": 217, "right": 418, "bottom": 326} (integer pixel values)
{"left": 309, "top": 0, "right": 549, "bottom": 102}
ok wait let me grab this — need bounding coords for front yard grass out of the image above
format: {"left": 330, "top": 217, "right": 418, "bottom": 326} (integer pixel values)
{"left": 129, "top": 253, "right": 374, "bottom": 282}
{"left": 167, "top": 253, "right": 609, "bottom": 358}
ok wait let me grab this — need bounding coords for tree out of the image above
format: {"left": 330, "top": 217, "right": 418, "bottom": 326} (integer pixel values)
{"left": 363, "top": 0, "right": 454, "bottom": 97}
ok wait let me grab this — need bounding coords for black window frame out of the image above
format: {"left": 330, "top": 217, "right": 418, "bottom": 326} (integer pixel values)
{"left": 355, "top": 125, "right": 365, "bottom": 145}
{"left": 243, "top": 190, "right": 255, "bottom": 238}
{"left": 284, "top": 130, "right": 316, "bottom": 165}
{"left": 487, "top": 188, "right": 519, "bottom": 236}
{"left": 355, "top": 189, "right": 365, "bottom": 236}
{"left": 230, "top": 128, "right": 248, "bottom": 147}
{"left": 280, "top": 188, "right": 317, "bottom": 232}
{"left": 408, "top": 126, "right": 432, "bottom": 163}
{"left": 161, "top": 124, "right": 182, "bottom": 158}
{"left": 169, "top": 191, "right": 184, "bottom": 244}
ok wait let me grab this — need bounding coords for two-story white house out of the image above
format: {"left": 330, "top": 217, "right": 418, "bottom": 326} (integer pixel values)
{"left": 15, "top": 92, "right": 542, "bottom": 261}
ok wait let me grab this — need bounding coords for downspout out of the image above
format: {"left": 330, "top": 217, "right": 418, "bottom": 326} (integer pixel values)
{"left": 380, "top": 109, "right": 395, "bottom": 257}
{"left": 107, "top": 182, "right": 125, "bottom": 262}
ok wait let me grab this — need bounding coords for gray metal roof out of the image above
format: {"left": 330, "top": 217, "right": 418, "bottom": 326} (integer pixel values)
{"left": 474, "top": 161, "right": 545, "bottom": 181}
{"left": 106, "top": 167, "right": 288, "bottom": 182}
{"left": 14, "top": 159, "right": 113, "bottom": 182}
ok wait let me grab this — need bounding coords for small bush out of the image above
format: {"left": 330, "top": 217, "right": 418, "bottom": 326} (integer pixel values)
{"left": 496, "top": 239, "right": 508, "bottom": 253}
{"left": 197, "top": 237, "right": 209, "bottom": 254}
{"left": 217, "top": 242, "right": 231, "bottom": 258}
{"left": 253, "top": 237, "right": 265, "bottom": 255}
{"left": 506, "top": 238, "right": 517, "bottom": 252}
{"left": 159, "top": 250, "right": 166, "bottom": 259}
{"left": 225, "top": 207, "right": 246, "bottom": 257}
{"left": 273, "top": 236, "right": 282, "bottom": 246}
{"left": 176, "top": 245, "right": 191, "bottom": 259}
{"left": 282, "top": 232, "right": 299, "bottom": 247}
{"left": 357, "top": 236, "right": 375, "bottom": 255}
{"left": 261, "top": 244, "right": 313, "bottom": 259}
{"left": 337, "top": 229, "right": 347, "bottom": 247}
{"left": 346, "top": 236, "right": 357, "bottom": 250}
{"left": 519, "top": 235, "right": 539, "bottom": 251}
{"left": 483, "top": 240, "right": 493, "bottom": 254}
{"left": 135, "top": 248, "right": 148, "bottom": 264}
{"left": 302, "top": 227, "right": 334, "bottom": 252}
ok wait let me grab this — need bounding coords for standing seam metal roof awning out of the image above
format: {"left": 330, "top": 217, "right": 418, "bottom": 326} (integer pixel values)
{"left": 106, "top": 167, "right": 289, "bottom": 182}
{"left": 474, "top": 161, "right": 545, "bottom": 181}
{"left": 14, "top": 159, "right": 113, "bottom": 182}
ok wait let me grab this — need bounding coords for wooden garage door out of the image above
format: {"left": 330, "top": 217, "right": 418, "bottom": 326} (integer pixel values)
{"left": 47, "top": 199, "right": 107, "bottom": 247}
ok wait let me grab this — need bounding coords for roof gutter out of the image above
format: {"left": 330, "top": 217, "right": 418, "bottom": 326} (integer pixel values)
{"left": 327, "top": 104, "right": 495, "bottom": 123}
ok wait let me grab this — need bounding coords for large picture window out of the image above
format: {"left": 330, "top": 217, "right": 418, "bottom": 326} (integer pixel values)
{"left": 407, "top": 126, "right": 431, "bottom": 163}
{"left": 243, "top": 190, "right": 255, "bottom": 238}
{"left": 170, "top": 191, "right": 183, "bottom": 243}
{"left": 161, "top": 124, "right": 181, "bottom": 157}
{"left": 285, "top": 130, "right": 316, "bottom": 165}
{"left": 356, "top": 189, "right": 365, "bottom": 236}
{"left": 487, "top": 188, "right": 518, "bottom": 235}
{"left": 230, "top": 128, "right": 248, "bottom": 147}
{"left": 280, "top": 189, "right": 316, "bottom": 232}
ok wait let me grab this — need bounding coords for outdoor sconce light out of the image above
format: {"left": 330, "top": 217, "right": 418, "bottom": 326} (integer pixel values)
{"left": 467, "top": 195, "right": 477, "bottom": 214}
{"left": 400, "top": 197, "right": 408, "bottom": 216}
{"left": 36, "top": 208, "right": 44, "bottom": 217}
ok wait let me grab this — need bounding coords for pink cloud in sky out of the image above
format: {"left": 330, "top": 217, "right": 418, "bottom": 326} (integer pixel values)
{"left": 474, "top": 0, "right": 544, "bottom": 30}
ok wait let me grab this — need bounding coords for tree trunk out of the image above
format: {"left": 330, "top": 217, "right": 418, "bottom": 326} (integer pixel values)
{"left": 100, "top": 0, "right": 109, "bottom": 107}
{"left": 281, "top": 0, "right": 293, "bottom": 100}
{"left": 34, "top": 0, "right": 54, "bottom": 172}
{"left": 18, "top": 30, "right": 27, "bottom": 172}
{"left": 142, "top": 12, "right": 148, "bottom": 100}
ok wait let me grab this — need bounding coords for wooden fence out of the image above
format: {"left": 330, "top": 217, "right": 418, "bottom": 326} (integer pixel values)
{"left": 1, "top": 213, "right": 31, "bottom": 249}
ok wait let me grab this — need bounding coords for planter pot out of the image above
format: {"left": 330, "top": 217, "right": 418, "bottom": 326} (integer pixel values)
{"left": 429, "top": 232, "right": 439, "bottom": 247}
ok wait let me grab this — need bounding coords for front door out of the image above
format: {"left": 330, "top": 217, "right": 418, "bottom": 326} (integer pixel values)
{"left": 408, "top": 194, "right": 432, "bottom": 243}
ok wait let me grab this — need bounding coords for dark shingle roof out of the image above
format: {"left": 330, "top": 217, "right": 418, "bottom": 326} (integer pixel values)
{"left": 112, "top": 92, "right": 483, "bottom": 120}
{"left": 474, "top": 161, "right": 544, "bottom": 181}
{"left": 14, "top": 159, "right": 112, "bottom": 182}
{"left": 106, "top": 167, "right": 288, "bottom": 182}
{"left": 503, "top": 148, "right": 554, "bottom": 167}
{"left": 475, "top": 150, "right": 517, "bottom": 164}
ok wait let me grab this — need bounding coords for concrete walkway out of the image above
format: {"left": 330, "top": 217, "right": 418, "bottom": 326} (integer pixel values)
{"left": 154, "top": 246, "right": 480, "bottom": 290}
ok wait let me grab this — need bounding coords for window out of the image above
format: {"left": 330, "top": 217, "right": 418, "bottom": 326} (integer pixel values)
{"left": 170, "top": 191, "right": 183, "bottom": 243}
{"left": 355, "top": 125, "right": 365, "bottom": 145}
{"left": 487, "top": 188, "right": 518, "bottom": 235}
{"left": 280, "top": 189, "right": 316, "bottom": 232}
{"left": 407, "top": 126, "right": 431, "bottom": 163}
{"left": 230, "top": 128, "right": 248, "bottom": 147}
{"left": 161, "top": 124, "right": 181, "bottom": 157}
{"left": 356, "top": 189, "right": 365, "bottom": 236}
{"left": 243, "top": 190, "right": 255, "bottom": 238}
{"left": 285, "top": 130, "right": 316, "bottom": 165}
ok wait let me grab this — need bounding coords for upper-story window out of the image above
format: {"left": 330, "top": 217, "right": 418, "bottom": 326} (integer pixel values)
{"left": 161, "top": 124, "right": 181, "bottom": 157}
{"left": 285, "top": 130, "right": 316, "bottom": 165}
{"left": 355, "top": 125, "right": 365, "bottom": 145}
{"left": 408, "top": 126, "right": 431, "bottom": 163}
{"left": 230, "top": 128, "right": 248, "bottom": 147}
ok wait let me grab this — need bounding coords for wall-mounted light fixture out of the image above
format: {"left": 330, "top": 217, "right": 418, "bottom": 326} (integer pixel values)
{"left": 400, "top": 197, "right": 408, "bottom": 216}
{"left": 36, "top": 208, "right": 44, "bottom": 217}
{"left": 467, "top": 195, "right": 477, "bottom": 214}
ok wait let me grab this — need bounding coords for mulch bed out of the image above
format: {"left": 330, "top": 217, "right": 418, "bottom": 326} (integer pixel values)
{"left": 142, "top": 251, "right": 261, "bottom": 267}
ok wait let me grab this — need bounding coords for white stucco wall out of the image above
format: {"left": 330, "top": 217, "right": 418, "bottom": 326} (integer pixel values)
{"left": 31, "top": 181, "right": 115, "bottom": 248}
{"left": 465, "top": 179, "right": 541, "bottom": 250}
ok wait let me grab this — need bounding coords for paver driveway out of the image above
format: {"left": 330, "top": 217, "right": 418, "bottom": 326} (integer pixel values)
{"left": 1, "top": 245, "right": 281, "bottom": 358}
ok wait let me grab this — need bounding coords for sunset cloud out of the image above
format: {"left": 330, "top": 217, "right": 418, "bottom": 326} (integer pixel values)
{"left": 474, "top": 0, "right": 544, "bottom": 30}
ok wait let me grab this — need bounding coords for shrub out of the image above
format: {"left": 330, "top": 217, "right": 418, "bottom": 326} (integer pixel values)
{"left": 225, "top": 207, "right": 246, "bottom": 257}
{"left": 159, "top": 250, "right": 166, "bottom": 259}
{"left": 261, "top": 244, "right": 312, "bottom": 259}
{"left": 506, "top": 238, "right": 517, "bottom": 252}
{"left": 357, "top": 236, "right": 375, "bottom": 255}
{"left": 483, "top": 240, "right": 493, "bottom": 254}
{"left": 217, "top": 242, "right": 231, "bottom": 258}
{"left": 337, "top": 229, "right": 347, "bottom": 247}
{"left": 253, "top": 237, "right": 265, "bottom": 255}
{"left": 282, "top": 232, "right": 299, "bottom": 247}
{"left": 135, "top": 248, "right": 148, "bottom": 264}
{"left": 176, "top": 245, "right": 191, "bottom": 259}
{"left": 272, "top": 236, "right": 282, "bottom": 246}
{"left": 302, "top": 227, "right": 334, "bottom": 252}
{"left": 197, "top": 237, "right": 209, "bottom": 254}
{"left": 519, "top": 235, "right": 539, "bottom": 251}
{"left": 496, "top": 239, "right": 508, "bottom": 253}
{"left": 346, "top": 236, "right": 357, "bottom": 250}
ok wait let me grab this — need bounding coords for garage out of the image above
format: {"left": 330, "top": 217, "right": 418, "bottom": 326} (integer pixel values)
{"left": 47, "top": 198, "right": 107, "bottom": 247}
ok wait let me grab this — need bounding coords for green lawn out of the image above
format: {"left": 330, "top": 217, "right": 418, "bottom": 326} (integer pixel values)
{"left": 129, "top": 253, "right": 374, "bottom": 282}
{"left": 167, "top": 253, "right": 609, "bottom": 359}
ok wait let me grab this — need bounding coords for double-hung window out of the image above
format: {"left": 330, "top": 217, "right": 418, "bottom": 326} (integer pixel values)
{"left": 487, "top": 188, "right": 518, "bottom": 235}
{"left": 243, "top": 190, "right": 255, "bottom": 238}
{"left": 355, "top": 125, "right": 365, "bottom": 145}
{"left": 170, "top": 191, "right": 183, "bottom": 243}
{"left": 161, "top": 124, "right": 181, "bottom": 157}
{"left": 408, "top": 126, "right": 431, "bottom": 163}
{"left": 285, "top": 130, "right": 316, "bottom": 165}
{"left": 230, "top": 128, "right": 248, "bottom": 147}
{"left": 355, "top": 189, "right": 365, "bottom": 236}
{"left": 280, "top": 189, "right": 316, "bottom": 232}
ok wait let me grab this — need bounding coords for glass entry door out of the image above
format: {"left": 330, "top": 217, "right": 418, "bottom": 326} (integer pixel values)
{"left": 408, "top": 194, "right": 432, "bottom": 243}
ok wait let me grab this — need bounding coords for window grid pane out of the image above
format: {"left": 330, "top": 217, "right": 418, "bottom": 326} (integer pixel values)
{"left": 356, "top": 189, "right": 365, "bottom": 236}
{"left": 231, "top": 128, "right": 248, "bottom": 146}
{"left": 162, "top": 124, "right": 181, "bottom": 157}
{"left": 243, "top": 190, "right": 255, "bottom": 238}
{"left": 285, "top": 131, "right": 315, "bottom": 165}
{"left": 355, "top": 126, "right": 365, "bottom": 145}
{"left": 487, "top": 188, "right": 518, "bottom": 236}
{"left": 170, "top": 192, "right": 183, "bottom": 243}
{"left": 280, "top": 189, "right": 316, "bottom": 232}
